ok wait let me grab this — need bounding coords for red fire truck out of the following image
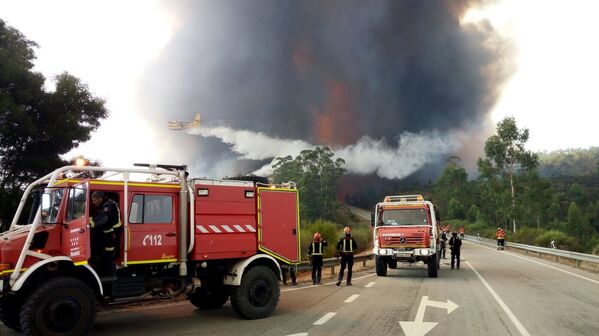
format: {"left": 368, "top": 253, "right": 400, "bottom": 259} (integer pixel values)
{"left": 371, "top": 195, "right": 440, "bottom": 278}
{"left": 0, "top": 164, "right": 300, "bottom": 335}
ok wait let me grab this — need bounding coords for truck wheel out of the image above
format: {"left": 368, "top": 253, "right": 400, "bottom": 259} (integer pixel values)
{"left": 230, "top": 265, "right": 279, "bottom": 319}
{"left": 20, "top": 277, "right": 96, "bottom": 336}
{"left": 188, "top": 286, "right": 230, "bottom": 310}
{"left": 388, "top": 259, "right": 398, "bottom": 269}
{"left": 375, "top": 256, "right": 387, "bottom": 276}
{"left": 0, "top": 295, "right": 22, "bottom": 331}
{"left": 427, "top": 254, "right": 438, "bottom": 278}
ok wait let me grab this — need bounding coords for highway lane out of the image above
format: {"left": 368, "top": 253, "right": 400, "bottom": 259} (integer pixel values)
{"left": 2, "top": 241, "right": 599, "bottom": 335}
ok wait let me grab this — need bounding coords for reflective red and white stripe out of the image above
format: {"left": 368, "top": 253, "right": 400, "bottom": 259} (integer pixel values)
{"left": 196, "top": 224, "right": 256, "bottom": 234}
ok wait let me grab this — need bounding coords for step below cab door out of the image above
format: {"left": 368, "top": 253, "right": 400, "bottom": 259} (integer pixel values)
{"left": 257, "top": 187, "right": 300, "bottom": 263}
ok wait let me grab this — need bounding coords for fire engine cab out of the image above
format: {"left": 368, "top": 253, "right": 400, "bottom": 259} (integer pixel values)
{"left": 0, "top": 164, "right": 300, "bottom": 335}
{"left": 371, "top": 195, "right": 440, "bottom": 278}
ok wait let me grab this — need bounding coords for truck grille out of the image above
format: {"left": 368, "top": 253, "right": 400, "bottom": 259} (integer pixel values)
{"left": 381, "top": 235, "right": 426, "bottom": 247}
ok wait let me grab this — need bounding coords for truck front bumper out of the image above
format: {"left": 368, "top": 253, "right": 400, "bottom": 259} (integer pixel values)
{"left": 375, "top": 248, "right": 435, "bottom": 257}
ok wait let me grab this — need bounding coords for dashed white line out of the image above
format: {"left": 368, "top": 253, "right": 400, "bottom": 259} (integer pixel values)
{"left": 365, "top": 281, "right": 375, "bottom": 288}
{"left": 466, "top": 261, "right": 531, "bottom": 336}
{"left": 286, "top": 333, "right": 309, "bottom": 336}
{"left": 313, "top": 312, "right": 337, "bottom": 325}
{"left": 344, "top": 294, "right": 360, "bottom": 303}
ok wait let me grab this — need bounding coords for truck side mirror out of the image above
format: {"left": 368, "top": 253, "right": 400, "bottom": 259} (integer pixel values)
{"left": 370, "top": 213, "right": 375, "bottom": 227}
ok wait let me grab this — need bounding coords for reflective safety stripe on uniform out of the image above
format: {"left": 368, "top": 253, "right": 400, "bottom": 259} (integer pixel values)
{"left": 312, "top": 242, "right": 323, "bottom": 255}
{"left": 109, "top": 199, "right": 122, "bottom": 230}
{"left": 104, "top": 246, "right": 115, "bottom": 251}
{"left": 342, "top": 240, "right": 354, "bottom": 253}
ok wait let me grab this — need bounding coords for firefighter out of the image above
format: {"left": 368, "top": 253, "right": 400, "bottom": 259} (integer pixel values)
{"left": 89, "top": 191, "right": 122, "bottom": 279}
{"left": 308, "top": 232, "right": 328, "bottom": 285}
{"left": 336, "top": 226, "right": 358, "bottom": 286}
{"left": 281, "top": 262, "right": 297, "bottom": 286}
{"left": 496, "top": 227, "right": 506, "bottom": 250}
{"left": 449, "top": 232, "right": 462, "bottom": 269}
{"left": 440, "top": 229, "right": 448, "bottom": 259}
{"left": 459, "top": 226, "right": 465, "bottom": 239}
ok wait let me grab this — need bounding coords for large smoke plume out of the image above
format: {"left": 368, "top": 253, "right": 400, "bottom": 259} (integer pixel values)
{"left": 141, "top": 0, "right": 512, "bottom": 181}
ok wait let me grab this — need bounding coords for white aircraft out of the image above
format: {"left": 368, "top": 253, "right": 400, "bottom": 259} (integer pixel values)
{"left": 168, "top": 113, "right": 201, "bottom": 130}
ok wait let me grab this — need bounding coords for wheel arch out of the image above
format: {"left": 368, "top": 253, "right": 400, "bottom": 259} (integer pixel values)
{"left": 223, "top": 254, "right": 282, "bottom": 286}
{"left": 12, "top": 257, "right": 103, "bottom": 297}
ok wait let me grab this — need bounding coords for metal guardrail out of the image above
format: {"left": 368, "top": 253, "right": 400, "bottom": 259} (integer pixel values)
{"left": 296, "top": 253, "right": 374, "bottom": 274}
{"left": 465, "top": 235, "right": 599, "bottom": 270}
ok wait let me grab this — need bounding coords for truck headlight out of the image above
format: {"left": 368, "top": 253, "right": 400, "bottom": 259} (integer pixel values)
{"left": 379, "top": 249, "right": 388, "bottom": 255}
{"left": 420, "top": 249, "right": 429, "bottom": 256}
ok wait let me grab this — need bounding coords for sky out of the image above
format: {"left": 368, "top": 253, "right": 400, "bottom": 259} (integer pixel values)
{"left": 1, "top": 0, "right": 598, "bottom": 180}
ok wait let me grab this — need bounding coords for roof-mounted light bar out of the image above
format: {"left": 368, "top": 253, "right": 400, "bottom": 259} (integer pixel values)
{"left": 383, "top": 195, "right": 424, "bottom": 203}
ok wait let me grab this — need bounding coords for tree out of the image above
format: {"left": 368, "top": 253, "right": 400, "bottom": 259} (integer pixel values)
{"left": 433, "top": 156, "right": 469, "bottom": 218}
{"left": 447, "top": 198, "right": 465, "bottom": 220}
{"left": 272, "top": 147, "right": 345, "bottom": 221}
{"left": 477, "top": 117, "right": 538, "bottom": 233}
{"left": 0, "top": 20, "right": 108, "bottom": 228}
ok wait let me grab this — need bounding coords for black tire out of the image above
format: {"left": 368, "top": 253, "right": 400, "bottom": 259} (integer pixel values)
{"left": 375, "top": 256, "right": 387, "bottom": 276}
{"left": 427, "top": 254, "right": 438, "bottom": 278}
{"left": 20, "top": 277, "right": 96, "bottom": 336}
{"left": 388, "top": 259, "right": 398, "bottom": 269}
{"left": 230, "top": 265, "right": 279, "bottom": 319}
{"left": 188, "top": 286, "right": 230, "bottom": 310}
{"left": 0, "top": 295, "right": 22, "bottom": 331}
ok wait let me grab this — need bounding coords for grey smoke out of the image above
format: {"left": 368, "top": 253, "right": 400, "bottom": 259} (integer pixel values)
{"left": 141, "top": 0, "right": 511, "bottom": 179}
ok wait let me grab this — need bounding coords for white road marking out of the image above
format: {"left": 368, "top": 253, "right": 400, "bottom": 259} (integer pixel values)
{"left": 466, "top": 261, "right": 531, "bottom": 336}
{"left": 365, "top": 281, "right": 375, "bottom": 288}
{"left": 344, "top": 294, "right": 360, "bottom": 303}
{"left": 281, "top": 273, "right": 376, "bottom": 292}
{"left": 286, "top": 333, "right": 309, "bottom": 336}
{"left": 313, "top": 312, "right": 337, "bottom": 325}
{"left": 466, "top": 241, "right": 599, "bottom": 285}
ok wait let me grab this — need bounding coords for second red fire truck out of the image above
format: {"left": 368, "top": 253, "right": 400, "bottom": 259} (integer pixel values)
{"left": 371, "top": 195, "right": 441, "bottom": 278}
{"left": 0, "top": 164, "right": 300, "bottom": 335}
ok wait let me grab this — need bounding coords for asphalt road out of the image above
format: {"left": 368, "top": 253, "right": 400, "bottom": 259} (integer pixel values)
{"left": 2, "top": 241, "right": 599, "bottom": 336}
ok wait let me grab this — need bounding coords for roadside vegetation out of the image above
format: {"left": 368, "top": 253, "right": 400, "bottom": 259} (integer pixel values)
{"left": 272, "top": 147, "right": 371, "bottom": 260}
{"left": 434, "top": 118, "right": 599, "bottom": 254}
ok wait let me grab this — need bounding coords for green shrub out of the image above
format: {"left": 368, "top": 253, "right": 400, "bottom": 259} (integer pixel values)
{"left": 512, "top": 227, "right": 545, "bottom": 245}
{"left": 534, "top": 230, "right": 582, "bottom": 251}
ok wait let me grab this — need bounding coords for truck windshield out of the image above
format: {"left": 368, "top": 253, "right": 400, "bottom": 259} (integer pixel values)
{"left": 41, "top": 188, "right": 65, "bottom": 224}
{"left": 380, "top": 208, "right": 428, "bottom": 226}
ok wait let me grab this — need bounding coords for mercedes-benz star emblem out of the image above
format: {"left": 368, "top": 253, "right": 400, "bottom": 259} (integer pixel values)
{"left": 399, "top": 236, "right": 406, "bottom": 244}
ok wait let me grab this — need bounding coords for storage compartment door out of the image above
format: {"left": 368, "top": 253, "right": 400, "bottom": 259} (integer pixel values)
{"left": 257, "top": 188, "right": 300, "bottom": 263}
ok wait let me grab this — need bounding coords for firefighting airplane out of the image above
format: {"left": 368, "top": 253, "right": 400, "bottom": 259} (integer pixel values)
{"left": 167, "top": 113, "right": 201, "bottom": 130}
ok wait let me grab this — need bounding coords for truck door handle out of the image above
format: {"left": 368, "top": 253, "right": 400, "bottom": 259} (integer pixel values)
{"left": 166, "top": 232, "right": 176, "bottom": 237}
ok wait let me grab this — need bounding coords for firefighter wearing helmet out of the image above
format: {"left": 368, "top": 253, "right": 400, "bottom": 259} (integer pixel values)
{"left": 308, "top": 232, "right": 328, "bottom": 285}
{"left": 336, "top": 226, "right": 358, "bottom": 286}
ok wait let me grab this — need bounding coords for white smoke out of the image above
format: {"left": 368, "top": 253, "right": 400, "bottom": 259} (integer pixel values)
{"left": 188, "top": 126, "right": 461, "bottom": 179}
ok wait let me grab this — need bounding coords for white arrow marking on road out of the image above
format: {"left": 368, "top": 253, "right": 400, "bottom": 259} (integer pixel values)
{"left": 398, "top": 322, "right": 438, "bottom": 336}
{"left": 399, "top": 296, "right": 459, "bottom": 336}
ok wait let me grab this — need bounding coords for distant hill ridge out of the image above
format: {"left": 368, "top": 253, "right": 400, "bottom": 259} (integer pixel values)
{"left": 537, "top": 147, "right": 599, "bottom": 177}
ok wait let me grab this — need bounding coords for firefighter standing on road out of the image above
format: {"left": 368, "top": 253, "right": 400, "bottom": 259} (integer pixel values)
{"left": 459, "top": 226, "right": 465, "bottom": 239}
{"left": 336, "top": 227, "right": 358, "bottom": 286}
{"left": 440, "top": 229, "right": 448, "bottom": 259}
{"left": 281, "top": 262, "right": 297, "bottom": 286}
{"left": 89, "top": 191, "right": 122, "bottom": 278}
{"left": 449, "top": 232, "right": 462, "bottom": 269}
{"left": 308, "top": 232, "right": 328, "bottom": 285}
{"left": 496, "top": 227, "right": 506, "bottom": 250}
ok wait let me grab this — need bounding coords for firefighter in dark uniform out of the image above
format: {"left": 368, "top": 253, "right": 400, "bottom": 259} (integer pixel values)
{"left": 336, "top": 227, "right": 358, "bottom": 286}
{"left": 308, "top": 232, "right": 328, "bottom": 285}
{"left": 89, "top": 191, "right": 122, "bottom": 278}
{"left": 449, "top": 232, "right": 462, "bottom": 269}
{"left": 281, "top": 262, "right": 297, "bottom": 286}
